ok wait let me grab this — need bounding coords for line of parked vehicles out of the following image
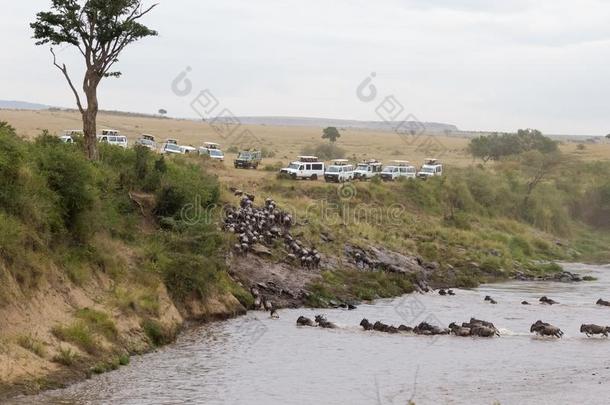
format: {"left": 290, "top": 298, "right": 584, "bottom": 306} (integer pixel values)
{"left": 59, "top": 130, "right": 443, "bottom": 181}
{"left": 280, "top": 157, "right": 442, "bottom": 181}
{"left": 60, "top": 129, "right": 226, "bottom": 161}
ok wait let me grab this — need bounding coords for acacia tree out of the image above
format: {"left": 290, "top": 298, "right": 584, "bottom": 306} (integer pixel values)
{"left": 322, "top": 126, "right": 341, "bottom": 143}
{"left": 31, "top": 0, "right": 158, "bottom": 160}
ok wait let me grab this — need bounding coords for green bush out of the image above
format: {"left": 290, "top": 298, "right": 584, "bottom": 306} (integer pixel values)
{"left": 52, "top": 322, "right": 99, "bottom": 354}
{"left": 142, "top": 319, "right": 173, "bottom": 346}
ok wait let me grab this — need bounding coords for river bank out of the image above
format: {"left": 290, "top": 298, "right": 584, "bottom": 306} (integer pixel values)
{"left": 9, "top": 262, "right": 609, "bottom": 405}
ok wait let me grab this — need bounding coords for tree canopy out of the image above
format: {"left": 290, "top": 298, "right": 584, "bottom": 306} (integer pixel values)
{"left": 31, "top": 0, "right": 158, "bottom": 159}
{"left": 322, "top": 127, "right": 341, "bottom": 143}
{"left": 468, "top": 129, "right": 557, "bottom": 162}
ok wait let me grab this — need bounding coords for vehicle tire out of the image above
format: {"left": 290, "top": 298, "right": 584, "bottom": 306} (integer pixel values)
{"left": 311, "top": 174, "right": 318, "bottom": 180}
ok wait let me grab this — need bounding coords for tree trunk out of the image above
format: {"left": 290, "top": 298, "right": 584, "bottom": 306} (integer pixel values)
{"left": 82, "top": 72, "right": 100, "bottom": 160}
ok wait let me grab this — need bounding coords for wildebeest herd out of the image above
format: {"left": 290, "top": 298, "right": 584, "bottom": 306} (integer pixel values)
{"left": 224, "top": 191, "right": 321, "bottom": 268}
{"left": 294, "top": 293, "right": 610, "bottom": 339}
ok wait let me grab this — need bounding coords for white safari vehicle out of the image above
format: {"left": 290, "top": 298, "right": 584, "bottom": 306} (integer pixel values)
{"left": 380, "top": 160, "right": 417, "bottom": 181}
{"left": 97, "top": 129, "right": 128, "bottom": 148}
{"left": 280, "top": 156, "right": 325, "bottom": 180}
{"left": 199, "top": 142, "right": 225, "bottom": 161}
{"left": 135, "top": 134, "right": 157, "bottom": 151}
{"left": 353, "top": 159, "right": 383, "bottom": 180}
{"left": 324, "top": 159, "right": 355, "bottom": 183}
{"left": 417, "top": 158, "right": 443, "bottom": 179}
{"left": 161, "top": 139, "right": 184, "bottom": 155}
{"left": 180, "top": 145, "right": 198, "bottom": 155}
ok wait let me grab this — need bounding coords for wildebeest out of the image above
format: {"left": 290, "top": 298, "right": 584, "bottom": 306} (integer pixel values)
{"left": 296, "top": 316, "right": 315, "bottom": 326}
{"left": 315, "top": 315, "right": 337, "bottom": 329}
{"left": 270, "top": 309, "right": 279, "bottom": 319}
{"left": 448, "top": 322, "right": 471, "bottom": 337}
{"left": 438, "top": 289, "right": 447, "bottom": 296}
{"left": 484, "top": 296, "right": 498, "bottom": 304}
{"left": 447, "top": 289, "right": 455, "bottom": 296}
{"left": 580, "top": 324, "right": 609, "bottom": 337}
{"left": 539, "top": 296, "right": 559, "bottom": 305}
{"left": 414, "top": 321, "right": 449, "bottom": 336}
{"left": 458, "top": 318, "right": 500, "bottom": 337}
{"left": 596, "top": 299, "right": 610, "bottom": 307}
{"left": 521, "top": 301, "right": 530, "bottom": 305}
{"left": 530, "top": 320, "right": 563, "bottom": 338}
{"left": 398, "top": 324, "right": 413, "bottom": 332}
{"left": 360, "top": 318, "right": 373, "bottom": 331}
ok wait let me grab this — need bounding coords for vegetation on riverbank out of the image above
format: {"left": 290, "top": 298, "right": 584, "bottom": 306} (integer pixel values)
{"left": 0, "top": 122, "right": 244, "bottom": 397}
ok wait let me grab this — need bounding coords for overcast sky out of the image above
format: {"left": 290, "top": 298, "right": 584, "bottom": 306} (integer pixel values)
{"left": 2, "top": 0, "right": 610, "bottom": 134}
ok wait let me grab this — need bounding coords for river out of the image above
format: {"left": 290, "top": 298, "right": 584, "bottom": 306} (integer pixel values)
{"left": 10, "top": 263, "right": 610, "bottom": 405}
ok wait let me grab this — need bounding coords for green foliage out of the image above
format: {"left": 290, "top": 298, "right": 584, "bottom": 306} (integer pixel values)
{"left": 75, "top": 308, "right": 118, "bottom": 341}
{"left": 321, "top": 126, "right": 341, "bottom": 143}
{"left": 33, "top": 136, "right": 95, "bottom": 239}
{"left": 52, "top": 322, "right": 99, "bottom": 355}
{"left": 155, "top": 159, "right": 219, "bottom": 218}
{"left": 31, "top": 0, "right": 158, "bottom": 78}
{"left": 307, "top": 270, "right": 414, "bottom": 306}
{"left": 468, "top": 129, "right": 557, "bottom": 162}
{"left": 142, "top": 319, "right": 173, "bottom": 346}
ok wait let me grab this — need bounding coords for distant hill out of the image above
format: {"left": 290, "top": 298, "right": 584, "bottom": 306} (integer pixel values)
{"left": 222, "top": 116, "right": 459, "bottom": 133}
{"left": 0, "top": 100, "right": 52, "bottom": 110}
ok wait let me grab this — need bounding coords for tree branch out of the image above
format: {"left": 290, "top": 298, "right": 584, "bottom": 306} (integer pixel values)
{"left": 51, "top": 48, "right": 84, "bottom": 114}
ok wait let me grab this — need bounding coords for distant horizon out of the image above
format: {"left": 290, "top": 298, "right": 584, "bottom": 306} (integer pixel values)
{"left": 1, "top": 99, "right": 606, "bottom": 138}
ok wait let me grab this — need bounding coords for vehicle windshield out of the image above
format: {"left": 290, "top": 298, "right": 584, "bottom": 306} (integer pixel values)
{"left": 210, "top": 150, "right": 224, "bottom": 157}
{"left": 326, "top": 166, "right": 341, "bottom": 173}
{"left": 420, "top": 166, "right": 435, "bottom": 173}
{"left": 165, "top": 144, "right": 181, "bottom": 152}
{"left": 356, "top": 164, "right": 368, "bottom": 171}
{"left": 139, "top": 139, "right": 154, "bottom": 146}
{"left": 238, "top": 152, "right": 252, "bottom": 159}
{"left": 382, "top": 167, "right": 397, "bottom": 173}
{"left": 288, "top": 163, "right": 300, "bottom": 170}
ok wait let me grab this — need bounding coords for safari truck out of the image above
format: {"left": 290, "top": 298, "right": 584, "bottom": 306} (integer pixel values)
{"left": 417, "top": 158, "right": 443, "bottom": 179}
{"left": 135, "top": 134, "right": 157, "bottom": 151}
{"left": 324, "top": 159, "right": 355, "bottom": 183}
{"left": 380, "top": 160, "right": 417, "bottom": 181}
{"left": 280, "top": 156, "right": 325, "bottom": 180}
{"left": 353, "top": 159, "right": 383, "bottom": 180}
{"left": 161, "top": 139, "right": 183, "bottom": 155}
{"left": 97, "top": 130, "right": 128, "bottom": 148}
{"left": 199, "top": 142, "right": 225, "bottom": 161}
{"left": 234, "top": 150, "right": 263, "bottom": 169}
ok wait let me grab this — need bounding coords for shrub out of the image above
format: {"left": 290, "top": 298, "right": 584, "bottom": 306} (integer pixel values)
{"left": 142, "top": 319, "right": 173, "bottom": 346}
{"left": 52, "top": 346, "right": 78, "bottom": 366}
{"left": 52, "top": 322, "right": 99, "bottom": 354}
{"left": 75, "top": 308, "right": 118, "bottom": 341}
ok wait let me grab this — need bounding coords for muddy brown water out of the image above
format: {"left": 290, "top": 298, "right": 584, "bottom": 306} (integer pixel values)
{"left": 10, "top": 263, "right": 610, "bottom": 405}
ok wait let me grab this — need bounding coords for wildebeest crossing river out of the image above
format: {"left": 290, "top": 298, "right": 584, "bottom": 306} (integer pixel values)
{"left": 11, "top": 263, "right": 610, "bottom": 405}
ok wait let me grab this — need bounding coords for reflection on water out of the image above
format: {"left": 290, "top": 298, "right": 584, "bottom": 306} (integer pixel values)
{"left": 10, "top": 263, "right": 610, "bottom": 405}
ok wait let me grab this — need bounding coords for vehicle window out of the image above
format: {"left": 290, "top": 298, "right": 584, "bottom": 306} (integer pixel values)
{"left": 299, "top": 165, "right": 304, "bottom": 170}
{"left": 437, "top": 167, "right": 442, "bottom": 173}
{"left": 399, "top": 167, "right": 406, "bottom": 173}
{"left": 288, "top": 163, "right": 300, "bottom": 170}
{"left": 313, "top": 164, "right": 322, "bottom": 170}
{"left": 306, "top": 164, "right": 311, "bottom": 170}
